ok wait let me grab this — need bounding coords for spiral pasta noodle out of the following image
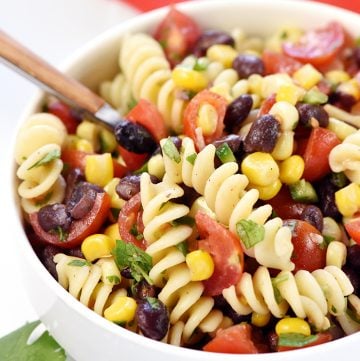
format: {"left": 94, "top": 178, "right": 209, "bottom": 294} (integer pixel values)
{"left": 15, "top": 113, "right": 67, "bottom": 213}
{"left": 223, "top": 265, "right": 353, "bottom": 331}
{"left": 329, "top": 129, "right": 360, "bottom": 184}
{"left": 54, "top": 253, "right": 124, "bottom": 315}
{"left": 119, "top": 33, "right": 187, "bottom": 133}
{"left": 161, "top": 136, "right": 294, "bottom": 271}
{"left": 140, "top": 173, "right": 224, "bottom": 344}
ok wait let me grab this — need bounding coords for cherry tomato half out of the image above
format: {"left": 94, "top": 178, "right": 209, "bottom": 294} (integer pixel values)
{"left": 284, "top": 219, "right": 327, "bottom": 272}
{"left": 29, "top": 192, "right": 111, "bottom": 249}
{"left": 203, "top": 324, "right": 259, "bottom": 354}
{"left": 154, "top": 7, "right": 200, "bottom": 66}
{"left": 48, "top": 101, "right": 80, "bottom": 134}
{"left": 118, "top": 193, "right": 146, "bottom": 250}
{"left": 262, "top": 50, "right": 303, "bottom": 75}
{"left": 344, "top": 216, "right": 360, "bottom": 245}
{"left": 283, "top": 22, "right": 345, "bottom": 67}
{"left": 183, "top": 89, "right": 227, "bottom": 151}
{"left": 196, "top": 212, "right": 243, "bottom": 296}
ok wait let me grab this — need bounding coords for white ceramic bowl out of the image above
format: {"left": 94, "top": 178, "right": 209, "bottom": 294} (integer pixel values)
{"left": 10, "top": 1, "right": 360, "bottom": 360}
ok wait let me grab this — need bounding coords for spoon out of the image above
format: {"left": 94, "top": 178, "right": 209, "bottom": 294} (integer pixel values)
{"left": 0, "top": 30, "right": 157, "bottom": 154}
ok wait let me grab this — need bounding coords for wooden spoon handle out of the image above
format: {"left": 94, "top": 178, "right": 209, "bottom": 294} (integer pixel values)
{"left": 0, "top": 30, "right": 105, "bottom": 113}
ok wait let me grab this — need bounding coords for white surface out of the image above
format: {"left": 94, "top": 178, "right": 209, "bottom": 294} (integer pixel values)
{"left": 0, "top": 0, "right": 137, "bottom": 339}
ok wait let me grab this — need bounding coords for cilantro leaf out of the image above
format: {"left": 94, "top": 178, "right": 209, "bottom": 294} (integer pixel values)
{"left": 278, "top": 333, "right": 318, "bottom": 347}
{"left": 27, "top": 149, "right": 61, "bottom": 170}
{"left": 112, "top": 239, "right": 153, "bottom": 284}
{"left": 162, "top": 138, "right": 181, "bottom": 163}
{"left": 236, "top": 219, "right": 265, "bottom": 249}
{"left": 67, "top": 259, "right": 91, "bottom": 267}
{"left": 0, "top": 321, "right": 66, "bottom": 361}
{"left": 106, "top": 275, "right": 121, "bottom": 284}
{"left": 186, "top": 153, "right": 197, "bottom": 165}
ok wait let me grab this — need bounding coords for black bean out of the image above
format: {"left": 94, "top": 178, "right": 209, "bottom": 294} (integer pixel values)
{"left": 213, "top": 295, "right": 250, "bottom": 324}
{"left": 193, "top": 30, "right": 234, "bottom": 57}
{"left": 353, "top": 47, "right": 360, "bottom": 67}
{"left": 136, "top": 297, "right": 169, "bottom": 340}
{"left": 296, "top": 103, "right": 329, "bottom": 128}
{"left": 244, "top": 114, "right": 280, "bottom": 153}
{"left": 67, "top": 247, "right": 84, "bottom": 259}
{"left": 173, "top": 184, "right": 199, "bottom": 207}
{"left": 114, "top": 120, "right": 157, "bottom": 154}
{"left": 132, "top": 280, "right": 157, "bottom": 300}
{"left": 346, "top": 245, "right": 360, "bottom": 272}
{"left": 329, "top": 91, "right": 356, "bottom": 112}
{"left": 232, "top": 54, "right": 265, "bottom": 79}
{"left": 38, "top": 204, "right": 72, "bottom": 232}
{"left": 39, "top": 245, "right": 61, "bottom": 280}
{"left": 224, "top": 94, "right": 253, "bottom": 133}
{"left": 116, "top": 175, "right": 141, "bottom": 201}
{"left": 120, "top": 267, "right": 133, "bottom": 279}
{"left": 300, "top": 205, "right": 323, "bottom": 232}
{"left": 64, "top": 168, "right": 85, "bottom": 204}
{"left": 343, "top": 266, "right": 360, "bottom": 296}
{"left": 316, "top": 177, "right": 342, "bottom": 220}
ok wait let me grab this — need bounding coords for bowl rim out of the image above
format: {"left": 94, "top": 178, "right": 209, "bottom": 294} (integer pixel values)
{"left": 11, "top": 0, "right": 360, "bottom": 359}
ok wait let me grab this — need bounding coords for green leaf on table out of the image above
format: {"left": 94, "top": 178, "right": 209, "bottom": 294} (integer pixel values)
{"left": 0, "top": 321, "right": 66, "bottom": 361}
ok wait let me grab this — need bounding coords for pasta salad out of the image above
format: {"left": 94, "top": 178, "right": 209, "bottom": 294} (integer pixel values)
{"left": 15, "top": 7, "right": 360, "bottom": 354}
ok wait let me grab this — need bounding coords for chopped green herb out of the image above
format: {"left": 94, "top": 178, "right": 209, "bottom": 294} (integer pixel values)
{"left": 67, "top": 259, "right": 91, "bottom": 267}
{"left": 331, "top": 305, "right": 338, "bottom": 314}
{"left": 133, "top": 161, "right": 148, "bottom": 175}
{"left": 323, "top": 235, "right": 335, "bottom": 245}
{"left": 278, "top": 333, "right": 318, "bottom": 347}
{"left": 146, "top": 297, "right": 161, "bottom": 309}
{"left": 193, "top": 58, "right": 208, "bottom": 71}
{"left": 331, "top": 172, "right": 348, "bottom": 188}
{"left": 128, "top": 97, "right": 138, "bottom": 111}
{"left": 0, "top": 321, "right": 66, "bottom": 361}
{"left": 35, "top": 192, "right": 53, "bottom": 207}
{"left": 112, "top": 239, "right": 153, "bottom": 284}
{"left": 176, "top": 241, "right": 189, "bottom": 256}
{"left": 272, "top": 284, "right": 284, "bottom": 304}
{"left": 170, "top": 216, "right": 195, "bottom": 227}
{"left": 356, "top": 37, "right": 360, "bottom": 46}
{"left": 186, "top": 153, "right": 197, "bottom": 165}
{"left": 110, "top": 208, "right": 121, "bottom": 220}
{"left": 271, "top": 274, "right": 288, "bottom": 304}
{"left": 27, "top": 149, "right": 61, "bottom": 170}
{"left": 106, "top": 275, "right": 121, "bottom": 284}
{"left": 280, "top": 30, "right": 288, "bottom": 39}
{"left": 216, "top": 143, "right": 236, "bottom": 163}
{"left": 346, "top": 308, "right": 360, "bottom": 324}
{"left": 159, "top": 39, "right": 167, "bottom": 49}
{"left": 289, "top": 179, "right": 318, "bottom": 203}
{"left": 162, "top": 137, "right": 181, "bottom": 163}
{"left": 50, "top": 226, "right": 68, "bottom": 242}
{"left": 236, "top": 219, "right": 265, "bottom": 249}
{"left": 303, "top": 88, "right": 328, "bottom": 105}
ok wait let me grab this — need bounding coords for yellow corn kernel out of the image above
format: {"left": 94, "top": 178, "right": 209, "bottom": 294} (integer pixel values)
{"left": 265, "top": 26, "right": 303, "bottom": 52}
{"left": 261, "top": 74, "right": 292, "bottom": 99}
{"left": 81, "top": 234, "right": 115, "bottom": 262}
{"left": 269, "top": 101, "right": 299, "bottom": 131}
{"left": 104, "top": 223, "right": 121, "bottom": 242}
{"left": 104, "top": 296, "right": 137, "bottom": 323}
{"left": 337, "top": 79, "right": 360, "bottom": 101}
{"left": 104, "top": 178, "right": 125, "bottom": 209}
{"left": 248, "top": 74, "right": 263, "bottom": 95}
{"left": 293, "top": 64, "right": 323, "bottom": 90}
{"left": 85, "top": 153, "right": 113, "bottom": 187}
{"left": 271, "top": 130, "right": 294, "bottom": 161}
{"left": 327, "top": 117, "right": 357, "bottom": 141}
{"left": 276, "top": 83, "right": 304, "bottom": 105}
{"left": 252, "top": 178, "right": 282, "bottom": 201}
{"left": 241, "top": 152, "right": 279, "bottom": 187}
{"left": 232, "top": 79, "right": 249, "bottom": 98}
{"left": 76, "top": 120, "right": 100, "bottom": 151}
{"left": 252, "top": 312, "right": 271, "bottom": 327}
{"left": 75, "top": 138, "right": 94, "bottom": 153}
{"left": 279, "top": 155, "right": 305, "bottom": 184}
{"left": 99, "top": 128, "right": 117, "bottom": 153}
{"left": 325, "top": 70, "right": 350, "bottom": 85}
{"left": 209, "top": 83, "right": 232, "bottom": 103}
{"left": 206, "top": 44, "right": 238, "bottom": 68}
{"left": 172, "top": 67, "right": 208, "bottom": 92}
{"left": 197, "top": 103, "right": 218, "bottom": 136}
{"left": 335, "top": 183, "right": 360, "bottom": 217}
{"left": 148, "top": 154, "right": 165, "bottom": 180}
{"left": 326, "top": 241, "right": 347, "bottom": 268}
{"left": 251, "top": 94, "right": 261, "bottom": 109}
{"left": 322, "top": 217, "right": 342, "bottom": 243}
{"left": 186, "top": 250, "right": 214, "bottom": 281}
{"left": 275, "top": 318, "right": 311, "bottom": 336}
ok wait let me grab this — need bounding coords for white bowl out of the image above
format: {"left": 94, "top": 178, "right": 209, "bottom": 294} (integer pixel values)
{"left": 10, "top": 0, "right": 360, "bottom": 360}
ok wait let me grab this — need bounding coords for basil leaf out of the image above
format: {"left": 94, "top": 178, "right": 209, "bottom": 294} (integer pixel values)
{"left": 0, "top": 321, "right": 66, "bottom": 361}
{"left": 67, "top": 259, "right": 91, "bottom": 267}
{"left": 162, "top": 138, "right": 181, "bottom": 163}
{"left": 112, "top": 239, "right": 153, "bottom": 284}
{"left": 27, "top": 149, "right": 61, "bottom": 170}
{"left": 186, "top": 153, "right": 197, "bottom": 165}
{"left": 170, "top": 216, "right": 195, "bottom": 227}
{"left": 236, "top": 219, "right": 265, "bottom": 249}
{"left": 106, "top": 275, "right": 121, "bottom": 284}
{"left": 278, "top": 333, "right": 318, "bottom": 347}
{"left": 176, "top": 241, "right": 189, "bottom": 256}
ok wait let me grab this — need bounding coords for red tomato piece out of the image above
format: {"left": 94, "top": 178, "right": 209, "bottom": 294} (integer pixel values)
{"left": 183, "top": 90, "right": 227, "bottom": 151}
{"left": 277, "top": 332, "right": 332, "bottom": 352}
{"left": 262, "top": 50, "right": 303, "bottom": 75}
{"left": 118, "top": 146, "right": 148, "bottom": 172}
{"left": 345, "top": 216, "right": 360, "bottom": 245}
{"left": 154, "top": 7, "right": 200, "bottom": 66}
{"left": 301, "top": 127, "right": 341, "bottom": 182}
{"left": 195, "top": 212, "right": 243, "bottom": 296}
{"left": 29, "top": 192, "right": 111, "bottom": 249}
{"left": 48, "top": 101, "right": 80, "bottom": 134}
{"left": 258, "top": 94, "right": 276, "bottom": 116}
{"left": 118, "top": 193, "right": 146, "bottom": 250}
{"left": 284, "top": 219, "right": 327, "bottom": 272}
{"left": 283, "top": 22, "right": 345, "bottom": 67}
{"left": 203, "top": 324, "right": 259, "bottom": 354}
